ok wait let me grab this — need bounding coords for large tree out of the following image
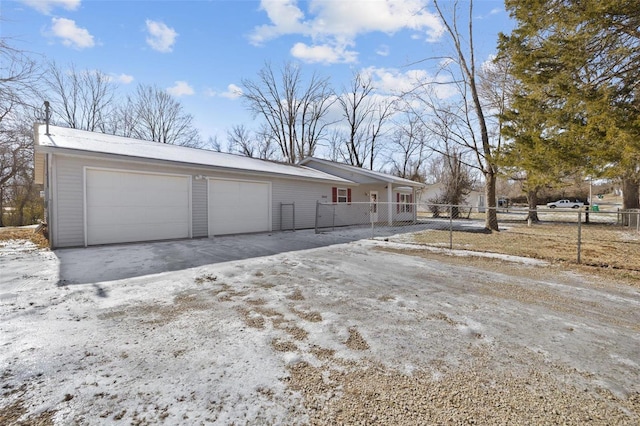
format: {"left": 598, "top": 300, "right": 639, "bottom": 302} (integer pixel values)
{"left": 388, "top": 112, "right": 429, "bottom": 182}
{"left": 501, "top": 0, "right": 640, "bottom": 209}
{"left": 0, "top": 37, "right": 40, "bottom": 226}
{"left": 337, "top": 71, "right": 396, "bottom": 169}
{"left": 124, "top": 84, "right": 202, "bottom": 147}
{"left": 227, "top": 124, "right": 276, "bottom": 160}
{"left": 45, "top": 62, "right": 117, "bottom": 132}
{"left": 241, "top": 62, "right": 334, "bottom": 163}
{"left": 424, "top": 0, "right": 501, "bottom": 231}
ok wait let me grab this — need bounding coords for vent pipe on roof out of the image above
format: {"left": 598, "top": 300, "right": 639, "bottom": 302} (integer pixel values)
{"left": 44, "top": 101, "right": 51, "bottom": 136}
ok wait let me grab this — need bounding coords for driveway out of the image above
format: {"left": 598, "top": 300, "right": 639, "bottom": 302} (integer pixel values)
{"left": 1, "top": 231, "right": 639, "bottom": 424}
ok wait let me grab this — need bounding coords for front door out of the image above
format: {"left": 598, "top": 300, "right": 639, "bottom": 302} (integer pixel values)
{"left": 370, "top": 191, "right": 379, "bottom": 222}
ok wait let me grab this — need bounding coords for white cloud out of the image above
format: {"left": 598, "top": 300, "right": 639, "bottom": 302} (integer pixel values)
{"left": 361, "top": 66, "right": 455, "bottom": 99}
{"left": 115, "top": 74, "right": 134, "bottom": 84}
{"left": 50, "top": 17, "right": 94, "bottom": 49}
{"left": 20, "top": 0, "right": 80, "bottom": 14}
{"left": 290, "top": 42, "right": 357, "bottom": 64}
{"left": 249, "top": 0, "right": 444, "bottom": 63}
{"left": 206, "top": 84, "right": 243, "bottom": 99}
{"left": 221, "top": 84, "right": 243, "bottom": 99}
{"left": 146, "top": 20, "right": 177, "bottom": 53}
{"left": 167, "top": 81, "right": 194, "bottom": 97}
{"left": 376, "top": 44, "right": 390, "bottom": 57}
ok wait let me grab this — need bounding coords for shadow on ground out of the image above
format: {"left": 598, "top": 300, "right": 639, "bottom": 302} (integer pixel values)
{"left": 55, "top": 229, "right": 374, "bottom": 285}
{"left": 55, "top": 220, "right": 492, "bottom": 286}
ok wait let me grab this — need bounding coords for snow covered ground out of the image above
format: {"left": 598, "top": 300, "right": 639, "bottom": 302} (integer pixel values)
{"left": 1, "top": 229, "right": 639, "bottom": 424}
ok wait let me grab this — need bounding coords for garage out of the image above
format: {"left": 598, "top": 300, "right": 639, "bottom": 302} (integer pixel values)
{"left": 85, "top": 168, "right": 191, "bottom": 245}
{"left": 208, "top": 178, "right": 271, "bottom": 236}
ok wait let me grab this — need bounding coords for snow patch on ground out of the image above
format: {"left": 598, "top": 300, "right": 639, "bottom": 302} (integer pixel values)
{"left": 1, "top": 232, "right": 639, "bottom": 424}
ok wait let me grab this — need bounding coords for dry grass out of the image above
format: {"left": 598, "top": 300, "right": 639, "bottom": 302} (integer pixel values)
{"left": 0, "top": 226, "right": 49, "bottom": 249}
{"left": 411, "top": 221, "right": 640, "bottom": 272}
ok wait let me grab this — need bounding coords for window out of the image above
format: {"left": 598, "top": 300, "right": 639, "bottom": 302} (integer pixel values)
{"left": 337, "top": 188, "right": 348, "bottom": 203}
{"left": 398, "top": 193, "right": 413, "bottom": 213}
{"left": 332, "top": 187, "right": 351, "bottom": 203}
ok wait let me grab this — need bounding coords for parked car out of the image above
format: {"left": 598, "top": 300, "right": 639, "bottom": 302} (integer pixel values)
{"left": 546, "top": 199, "right": 585, "bottom": 209}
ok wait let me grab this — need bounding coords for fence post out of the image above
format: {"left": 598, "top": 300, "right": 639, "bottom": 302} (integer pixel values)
{"left": 370, "top": 203, "right": 375, "bottom": 239}
{"left": 449, "top": 207, "right": 453, "bottom": 250}
{"left": 332, "top": 204, "right": 336, "bottom": 231}
{"left": 577, "top": 211, "right": 582, "bottom": 264}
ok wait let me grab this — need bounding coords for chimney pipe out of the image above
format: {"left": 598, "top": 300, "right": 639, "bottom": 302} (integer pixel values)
{"left": 44, "top": 101, "right": 50, "bottom": 136}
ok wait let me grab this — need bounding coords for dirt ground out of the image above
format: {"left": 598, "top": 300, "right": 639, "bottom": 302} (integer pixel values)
{"left": 1, "top": 232, "right": 639, "bottom": 425}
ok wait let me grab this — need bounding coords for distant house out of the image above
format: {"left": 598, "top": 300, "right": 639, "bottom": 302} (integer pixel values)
{"left": 416, "top": 183, "right": 485, "bottom": 212}
{"left": 34, "top": 125, "right": 423, "bottom": 248}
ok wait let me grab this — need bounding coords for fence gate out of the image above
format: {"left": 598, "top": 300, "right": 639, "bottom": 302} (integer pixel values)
{"left": 280, "top": 202, "right": 296, "bottom": 231}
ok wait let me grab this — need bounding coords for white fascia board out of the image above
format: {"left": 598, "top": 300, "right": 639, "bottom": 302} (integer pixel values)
{"left": 36, "top": 146, "right": 358, "bottom": 187}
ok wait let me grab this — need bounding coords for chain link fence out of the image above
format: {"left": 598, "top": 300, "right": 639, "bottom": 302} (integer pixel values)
{"left": 315, "top": 201, "right": 640, "bottom": 271}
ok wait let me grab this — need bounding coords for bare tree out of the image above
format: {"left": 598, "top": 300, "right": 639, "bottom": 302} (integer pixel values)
{"left": 241, "top": 62, "right": 334, "bottom": 163}
{"left": 0, "top": 37, "right": 40, "bottom": 227}
{"left": 126, "top": 84, "right": 201, "bottom": 147}
{"left": 337, "top": 71, "right": 396, "bottom": 169}
{"left": 227, "top": 124, "right": 277, "bottom": 160}
{"left": 0, "top": 120, "right": 36, "bottom": 226}
{"left": 412, "top": 0, "right": 501, "bottom": 230}
{"left": 227, "top": 124, "right": 255, "bottom": 157}
{"left": 45, "top": 62, "right": 118, "bottom": 132}
{"left": 207, "top": 135, "right": 222, "bottom": 152}
{"left": 0, "top": 37, "right": 40, "bottom": 123}
{"left": 388, "top": 113, "right": 429, "bottom": 181}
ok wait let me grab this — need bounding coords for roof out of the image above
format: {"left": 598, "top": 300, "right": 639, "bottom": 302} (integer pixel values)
{"left": 34, "top": 125, "right": 353, "bottom": 184}
{"left": 299, "top": 157, "right": 425, "bottom": 188}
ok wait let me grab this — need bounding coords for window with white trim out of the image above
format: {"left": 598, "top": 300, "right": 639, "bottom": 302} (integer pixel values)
{"left": 337, "top": 188, "right": 348, "bottom": 203}
{"left": 399, "top": 193, "right": 413, "bottom": 213}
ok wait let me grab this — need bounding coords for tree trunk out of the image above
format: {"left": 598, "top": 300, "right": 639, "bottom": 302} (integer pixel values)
{"left": 526, "top": 188, "right": 540, "bottom": 222}
{"left": 621, "top": 177, "right": 639, "bottom": 226}
{"left": 484, "top": 169, "right": 499, "bottom": 231}
{"left": 622, "top": 177, "right": 640, "bottom": 210}
{"left": 0, "top": 187, "right": 4, "bottom": 227}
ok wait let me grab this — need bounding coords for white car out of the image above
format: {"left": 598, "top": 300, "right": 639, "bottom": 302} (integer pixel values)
{"left": 546, "top": 199, "right": 585, "bottom": 209}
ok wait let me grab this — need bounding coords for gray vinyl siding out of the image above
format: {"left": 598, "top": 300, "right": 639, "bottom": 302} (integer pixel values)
{"left": 191, "top": 178, "right": 207, "bottom": 237}
{"left": 53, "top": 155, "right": 85, "bottom": 248}
{"left": 50, "top": 153, "right": 353, "bottom": 247}
{"left": 271, "top": 178, "right": 344, "bottom": 230}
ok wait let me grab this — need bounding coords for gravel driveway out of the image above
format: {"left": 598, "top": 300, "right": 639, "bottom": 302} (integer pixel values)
{"left": 1, "top": 231, "right": 639, "bottom": 424}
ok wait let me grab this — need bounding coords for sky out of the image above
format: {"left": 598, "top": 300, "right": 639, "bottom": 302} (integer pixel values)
{"left": 2, "top": 0, "right": 514, "bottom": 150}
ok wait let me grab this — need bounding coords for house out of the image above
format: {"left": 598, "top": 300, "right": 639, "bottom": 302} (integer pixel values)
{"left": 417, "top": 182, "right": 485, "bottom": 212}
{"left": 34, "top": 124, "right": 423, "bottom": 248}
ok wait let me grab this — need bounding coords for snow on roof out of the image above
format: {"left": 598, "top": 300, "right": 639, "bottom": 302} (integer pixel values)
{"left": 35, "top": 125, "right": 353, "bottom": 184}
{"left": 300, "top": 157, "right": 425, "bottom": 187}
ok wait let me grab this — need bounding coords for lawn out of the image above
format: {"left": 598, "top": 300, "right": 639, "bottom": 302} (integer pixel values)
{"left": 410, "top": 220, "right": 640, "bottom": 272}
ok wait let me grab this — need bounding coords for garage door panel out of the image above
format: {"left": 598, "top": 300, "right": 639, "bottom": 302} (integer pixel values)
{"left": 86, "top": 169, "right": 190, "bottom": 245}
{"left": 208, "top": 179, "right": 270, "bottom": 236}
{"left": 90, "top": 223, "right": 188, "bottom": 245}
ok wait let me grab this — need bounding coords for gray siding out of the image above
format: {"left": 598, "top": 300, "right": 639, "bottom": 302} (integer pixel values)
{"left": 191, "top": 178, "right": 207, "bottom": 237}
{"left": 53, "top": 156, "right": 85, "bottom": 248}
{"left": 52, "top": 152, "right": 398, "bottom": 246}
{"left": 271, "top": 178, "right": 340, "bottom": 230}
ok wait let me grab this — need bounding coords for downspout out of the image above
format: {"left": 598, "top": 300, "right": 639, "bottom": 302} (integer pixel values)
{"left": 387, "top": 182, "right": 393, "bottom": 226}
{"left": 45, "top": 152, "right": 54, "bottom": 248}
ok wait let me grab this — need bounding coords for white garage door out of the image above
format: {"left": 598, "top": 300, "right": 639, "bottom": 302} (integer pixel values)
{"left": 86, "top": 169, "right": 190, "bottom": 245}
{"left": 208, "top": 179, "right": 271, "bottom": 236}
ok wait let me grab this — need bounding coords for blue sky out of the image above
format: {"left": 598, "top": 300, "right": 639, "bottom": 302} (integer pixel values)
{"left": 3, "top": 0, "right": 513, "bottom": 146}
